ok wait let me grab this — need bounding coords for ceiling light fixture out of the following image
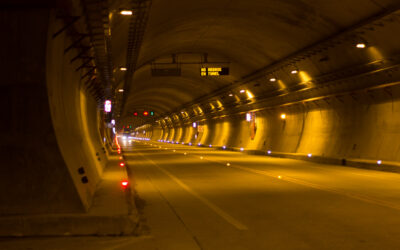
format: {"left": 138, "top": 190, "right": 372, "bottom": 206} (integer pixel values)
{"left": 356, "top": 43, "right": 366, "bottom": 49}
{"left": 120, "top": 10, "right": 133, "bottom": 15}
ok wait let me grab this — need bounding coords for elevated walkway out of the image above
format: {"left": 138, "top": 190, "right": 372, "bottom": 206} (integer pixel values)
{"left": 0, "top": 154, "right": 138, "bottom": 237}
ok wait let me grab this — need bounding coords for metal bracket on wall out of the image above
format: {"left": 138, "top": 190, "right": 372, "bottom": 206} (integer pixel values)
{"left": 70, "top": 47, "right": 92, "bottom": 63}
{"left": 64, "top": 35, "right": 88, "bottom": 54}
{"left": 81, "top": 67, "right": 96, "bottom": 80}
{"left": 52, "top": 16, "right": 80, "bottom": 39}
{"left": 75, "top": 58, "right": 94, "bottom": 71}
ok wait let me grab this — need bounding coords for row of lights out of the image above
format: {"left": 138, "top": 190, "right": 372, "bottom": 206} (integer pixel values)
{"left": 155, "top": 138, "right": 383, "bottom": 165}
{"left": 173, "top": 43, "right": 367, "bottom": 119}
{"left": 227, "top": 42, "right": 368, "bottom": 98}
{"left": 267, "top": 43, "right": 366, "bottom": 82}
{"left": 115, "top": 139, "right": 129, "bottom": 189}
{"left": 117, "top": 9, "right": 131, "bottom": 98}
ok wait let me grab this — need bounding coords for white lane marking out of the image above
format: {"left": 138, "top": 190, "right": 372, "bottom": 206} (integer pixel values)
{"left": 136, "top": 151, "right": 248, "bottom": 231}
{"left": 217, "top": 161, "right": 400, "bottom": 211}
{"left": 135, "top": 143, "right": 400, "bottom": 211}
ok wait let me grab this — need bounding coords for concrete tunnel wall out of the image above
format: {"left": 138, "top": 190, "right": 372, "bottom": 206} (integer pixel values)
{"left": 138, "top": 85, "right": 400, "bottom": 164}
{"left": 132, "top": 9, "right": 400, "bottom": 166}
{"left": 0, "top": 9, "right": 109, "bottom": 215}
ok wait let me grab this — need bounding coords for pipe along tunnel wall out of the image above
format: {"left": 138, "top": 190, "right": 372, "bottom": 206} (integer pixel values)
{"left": 136, "top": 85, "right": 400, "bottom": 167}
{"left": 0, "top": 10, "right": 111, "bottom": 215}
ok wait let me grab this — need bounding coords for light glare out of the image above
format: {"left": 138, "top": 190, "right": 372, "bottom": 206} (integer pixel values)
{"left": 246, "top": 112, "right": 252, "bottom": 122}
{"left": 120, "top": 10, "right": 133, "bottom": 15}
{"left": 104, "top": 100, "right": 112, "bottom": 113}
{"left": 356, "top": 43, "right": 366, "bottom": 48}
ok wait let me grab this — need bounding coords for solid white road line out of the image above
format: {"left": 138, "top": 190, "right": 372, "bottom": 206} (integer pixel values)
{"left": 135, "top": 151, "right": 248, "bottom": 231}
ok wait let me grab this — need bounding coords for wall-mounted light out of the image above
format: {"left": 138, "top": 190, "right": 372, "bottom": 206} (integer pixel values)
{"left": 280, "top": 113, "right": 286, "bottom": 119}
{"left": 269, "top": 77, "right": 277, "bottom": 82}
{"left": 246, "top": 90, "right": 254, "bottom": 99}
{"left": 118, "top": 89, "right": 124, "bottom": 92}
{"left": 229, "top": 93, "right": 233, "bottom": 97}
{"left": 240, "top": 89, "right": 245, "bottom": 93}
{"left": 193, "top": 122, "right": 197, "bottom": 128}
{"left": 104, "top": 100, "right": 112, "bottom": 113}
{"left": 377, "top": 160, "right": 382, "bottom": 165}
{"left": 246, "top": 113, "right": 252, "bottom": 122}
{"left": 291, "top": 69, "right": 298, "bottom": 74}
{"left": 119, "top": 67, "right": 127, "bottom": 71}
{"left": 307, "top": 153, "right": 312, "bottom": 158}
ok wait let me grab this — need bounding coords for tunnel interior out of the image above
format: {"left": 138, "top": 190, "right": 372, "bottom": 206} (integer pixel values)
{"left": 3, "top": 0, "right": 400, "bottom": 242}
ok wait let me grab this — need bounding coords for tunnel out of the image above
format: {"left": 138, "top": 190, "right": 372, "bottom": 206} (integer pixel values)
{"left": 2, "top": 0, "right": 400, "bottom": 249}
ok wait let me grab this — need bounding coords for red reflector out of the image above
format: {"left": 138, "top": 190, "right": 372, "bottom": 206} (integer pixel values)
{"left": 121, "top": 181, "right": 129, "bottom": 188}
{"left": 120, "top": 162, "right": 125, "bottom": 167}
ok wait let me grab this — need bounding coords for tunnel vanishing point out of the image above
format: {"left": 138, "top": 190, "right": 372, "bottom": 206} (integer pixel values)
{"left": 3, "top": 0, "right": 400, "bottom": 248}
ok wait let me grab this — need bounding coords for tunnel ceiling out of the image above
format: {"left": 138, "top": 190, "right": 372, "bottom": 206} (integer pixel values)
{"left": 68, "top": 0, "right": 400, "bottom": 124}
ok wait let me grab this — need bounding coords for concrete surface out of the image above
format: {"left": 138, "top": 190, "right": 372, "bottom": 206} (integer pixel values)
{"left": 0, "top": 9, "right": 85, "bottom": 214}
{"left": 126, "top": 140, "right": 400, "bottom": 249}
{"left": 3, "top": 140, "right": 400, "bottom": 249}
{"left": 0, "top": 8, "right": 110, "bottom": 215}
{"left": 138, "top": 85, "right": 400, "bottom": 170}
{"left": 0, "top": 156, "right": 138, "bottom": 237}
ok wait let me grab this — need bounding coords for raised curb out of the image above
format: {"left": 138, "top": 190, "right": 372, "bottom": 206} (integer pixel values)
{"left": 0, "top": 214, "right": 139, "bottom": 237}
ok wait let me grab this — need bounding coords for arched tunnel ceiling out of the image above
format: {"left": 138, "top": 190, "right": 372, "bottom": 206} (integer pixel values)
{"left": 110, "top": 0, "right": 399, "bottom": 122}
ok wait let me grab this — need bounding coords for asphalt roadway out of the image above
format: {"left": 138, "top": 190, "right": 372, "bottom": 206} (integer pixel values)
{"left": 2, "top": 140, "right": 400, "bottom": 250}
